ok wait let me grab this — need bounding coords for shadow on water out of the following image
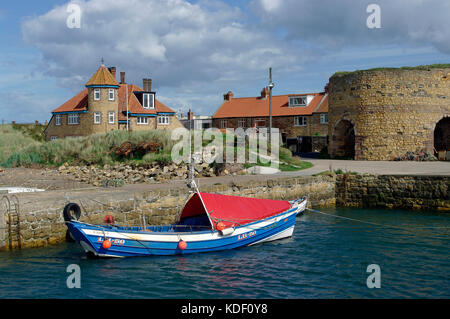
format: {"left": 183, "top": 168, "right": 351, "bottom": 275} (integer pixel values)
{"left": 0, "top": 208, "right": 448, "bottom": 299}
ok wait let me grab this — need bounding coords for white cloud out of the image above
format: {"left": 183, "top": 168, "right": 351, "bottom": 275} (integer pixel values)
{"left": 21, "top": 0, "right": 300, "bottom": 89}
{"left": 252, "top": 0, "right": 450, "bottom": 54}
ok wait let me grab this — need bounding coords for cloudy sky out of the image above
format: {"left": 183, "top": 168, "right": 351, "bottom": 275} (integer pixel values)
{"left": 1, "top": 0, "right": 450, "bottom": 123}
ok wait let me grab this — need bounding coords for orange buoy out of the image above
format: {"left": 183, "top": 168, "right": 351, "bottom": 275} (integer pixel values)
{"left": 178, "top": 240, "right": 187, "bottom": 250}
{"left": 104, "top": 215, "right": 115, "bottom": 224}
{"left": 102, "top": 239, "right": 111, "bottom": 249}
{"left": 216, "top": 222, "right": 226, "bottom": 231}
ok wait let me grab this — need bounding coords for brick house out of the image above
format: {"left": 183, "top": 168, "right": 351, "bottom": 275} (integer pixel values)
{"left": 44, "top": 64, "right": 183, "bottom": 141}
{"left": 212, "top": 86, "right": 329, "bottom": 153}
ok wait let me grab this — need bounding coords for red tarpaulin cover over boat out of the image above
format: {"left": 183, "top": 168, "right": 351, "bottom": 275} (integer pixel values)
{"left": 180, "top": 192, "right": 292, "bottom": 230}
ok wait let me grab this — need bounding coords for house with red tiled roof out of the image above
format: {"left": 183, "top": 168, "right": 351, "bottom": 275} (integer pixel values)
{"left": 44, "top": 64, "right": 183, "bottom": 141}
{"left": 212, "top": 85, "right": 329, "bottom": 153}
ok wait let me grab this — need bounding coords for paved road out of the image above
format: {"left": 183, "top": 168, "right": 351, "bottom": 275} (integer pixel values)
{"left": 280, "top": 159, "right": 450, "bottom": 176}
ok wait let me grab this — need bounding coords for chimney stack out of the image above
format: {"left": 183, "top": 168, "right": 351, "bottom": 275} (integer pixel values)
{"left": 224, "top": 91, "right": 234, "bottom": 101}
{"left": 35, "top": 120, "right": 39, "bottom": 125}
{"left": 188, "top": 109, "right": 194, "bottom": 120}
{"left": 260, "top": 87, "right": 269, "bottom": 99}
{"left": 120, "top": 72, "right": 126, "bottom": 84}
{"left": 108, "top": 67, "right": 117, "bottom": 80}
{"left": 143, "top": 79, "right": 152, "bottom": 92}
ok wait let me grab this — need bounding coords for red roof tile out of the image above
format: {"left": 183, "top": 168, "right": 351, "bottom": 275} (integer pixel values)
{"left": 213, "top": 92, "right": 327, "bottom": 119}
{"left": 51, "top": 89, "right": 88, "bottom": 113}
{"left": 51, "top": 65, "right": 179, "bottom": 118}
{"left": 313, "top": 94, "right": 328, "bottom": 113}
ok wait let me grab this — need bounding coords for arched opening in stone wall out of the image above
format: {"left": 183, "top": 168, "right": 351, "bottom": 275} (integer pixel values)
{"left": 332, "top": 120, "right": 355, "bottom": 159}
{"left": 434, "top": 117, "right": 450, "bottom": 159}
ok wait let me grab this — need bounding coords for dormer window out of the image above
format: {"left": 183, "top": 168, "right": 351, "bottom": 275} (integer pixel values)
{"left": 289, "top": 96, "right": 307, "bottom": 107}
{"left": 143, "top": 93, "right": 154, "bottom": 109}
{"left": 94, "top": 89, "right": 101, "bottom": 101}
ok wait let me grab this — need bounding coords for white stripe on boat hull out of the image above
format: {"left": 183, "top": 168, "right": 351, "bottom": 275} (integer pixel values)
{"left": 248, "top": 226, "right": 294, "bottom": 246}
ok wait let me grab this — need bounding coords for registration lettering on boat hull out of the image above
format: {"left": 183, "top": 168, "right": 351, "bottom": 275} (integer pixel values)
{"left": 238, "top": 231, "right": 256, "bottom": 241}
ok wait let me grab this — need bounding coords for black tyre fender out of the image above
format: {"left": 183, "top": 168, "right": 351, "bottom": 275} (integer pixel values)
{"left": 63, "top": 203, "right": 81, "bottom": 222}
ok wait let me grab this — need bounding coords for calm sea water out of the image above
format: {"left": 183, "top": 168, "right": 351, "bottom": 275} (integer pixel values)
{"left": 0, "top": 208, "right": 448, "bottom": 299}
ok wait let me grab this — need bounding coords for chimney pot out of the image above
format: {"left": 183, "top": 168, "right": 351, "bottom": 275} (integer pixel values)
{"left": 108, "top": 67, "right": 117, "bottom": 80}
{"left": 188, "top": 109, "right": 194, "bottom": 120}
{"left": 120, "top": 72, "right": 126, "bottom": 84}
{"left": 260, "top": 87, "right": 269, "bottom": 99}
{"left": 224, "top": 91, "right": 234, "bottom": 101}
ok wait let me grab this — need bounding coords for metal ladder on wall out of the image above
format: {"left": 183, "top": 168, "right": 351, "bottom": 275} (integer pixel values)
{"left": 1, "top": 195, "right": 22, "bottom": 250}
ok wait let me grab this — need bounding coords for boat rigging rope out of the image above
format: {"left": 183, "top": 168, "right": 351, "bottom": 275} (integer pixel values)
{"left": 305, "top": 208, "right": 449, "bottom": 233}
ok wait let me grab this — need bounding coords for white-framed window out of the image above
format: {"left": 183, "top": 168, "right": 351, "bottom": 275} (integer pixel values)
{"left": 137, "top": 117, "right": 148, "bottom": 125}
{"left": 294, "top": 116, "right": 307, "bottom": 127}
{"left": 143, "top": 93, "right": 154, "bottom": 109}
{"left": 320, "top": 113, "right": 328, "bottom": 124}
{"left": 94, "top": 88, "right": 101, "bottom": 101}
{"left": 55, "top": 115, "right": 62, "bottom": 126}
{"left": 238, "top": 119, "right": 246, "bottom": 128}
{"left": 108, "top": 111, "right": 115, "bottom": 124}
{"left": 289, "top": 96, "right": 307, "bottom": 107}
{"left": 68, "top": 113, "right": 79, "bottom": 125}
{"left": 109, "top": 89, "right": 115, "bottom": 101}
{"left": 94, "top": 112, "right": 101, "bottom": 124}
{"left": 158, "top": 115, "right": 170, "bottom": 125}
{"left": 50, "top": 136, "right": 58, "bottom": 141}
{"left": 220, "top": 120, "right": 227, "bottom": 129}
{"left": 255, "top": 118, "right": 266, "bottom": 127}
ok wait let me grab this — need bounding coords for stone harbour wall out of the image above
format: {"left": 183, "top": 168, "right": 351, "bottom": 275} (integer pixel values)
{"left": 0, "top": 175, "right": 336, "bottom": 250}
{"left": 336, "top": 174, "right": 450, "bottom": 211}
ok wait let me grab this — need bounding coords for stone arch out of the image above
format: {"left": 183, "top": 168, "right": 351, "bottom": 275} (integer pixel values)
{"left": 433, "top": 115, "right": 450, "bottom": 158}
{"left": 331, "top": 118, "right": 356, "bottom": 159}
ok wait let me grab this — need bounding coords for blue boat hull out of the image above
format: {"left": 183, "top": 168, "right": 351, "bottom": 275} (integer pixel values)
{"left": 66, "top": 206, "right": 303, "bottom": 257}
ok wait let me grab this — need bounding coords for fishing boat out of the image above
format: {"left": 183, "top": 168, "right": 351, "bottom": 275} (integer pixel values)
{"left": 63, "top": 181, "right": 307, "bottom": 257}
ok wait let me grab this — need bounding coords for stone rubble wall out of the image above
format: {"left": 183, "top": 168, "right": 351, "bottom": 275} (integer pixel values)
{"left": 336, "top": 174, "right": 450, "bottom": 211}
{"left": 0, "top": 175, "right": 335, "bottom": 250}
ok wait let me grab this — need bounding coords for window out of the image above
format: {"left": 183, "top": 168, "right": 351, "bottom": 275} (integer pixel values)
{"left": 94, "top": 112, "right": 101, "bottom": 124}
{"left": 50, "top": 136, "right": 58, "bottom": 141}
{"left": 158, "top": 115, "right": 170, "bottom": 125}
{"left": 108, "top": 111, "right": 115, "bottom": 124}
{"left": 137, "top": 117, "right": 148, "bottom": 125}
{"left": 68, "top": 113, "right": 79, "bottom": 125}
{"left": 289, "top": 96, "right": 307, "bottom": 107}
{"left": 255, "top": 118, "right": 266, "bottom": 127}
{"left": 55, "top": 115, "right": 62, "bottom": 126}
{"left": 143, "top": 93, "right": 154, "bottom": 109}
{"left": 109, "top": 89, "right": 115, "bottom": 101}
{"left": 94, "top": 89, "right": 101, "bottom": 101}
{"left": 220, "top": 120, "right": 227, "bottom": 129}
{"left": 294, "top": 116, "right": 307, "bottom": 126}
{"left": 238, "top": 119, "right": 246, "bottom": 128}
{"left": 320, "top": 113, "right": 328, "bottom": 124}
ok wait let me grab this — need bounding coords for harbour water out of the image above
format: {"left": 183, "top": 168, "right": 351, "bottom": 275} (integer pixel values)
{"left": 0, "top": 208, "right": 448, "bottom": 299}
